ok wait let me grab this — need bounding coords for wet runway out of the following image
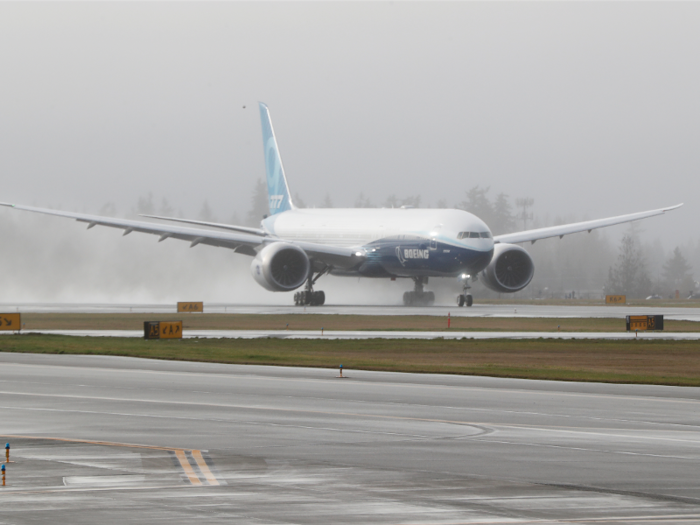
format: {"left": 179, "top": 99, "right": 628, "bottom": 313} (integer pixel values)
{"left": 4, "top": 302, "right": 700, "bottom": 320}
{"left": 1, "top": 353, "right": 700, "bottom": 523}
{"left": 12, "top": 328, "right": 700, "bottom": 340}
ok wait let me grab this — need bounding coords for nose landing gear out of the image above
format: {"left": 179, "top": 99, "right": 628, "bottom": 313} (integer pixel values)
{"left": 456, "top": 274, "right": 473, "bottom": 307}
{"left": 403, "top": 276, "right": 435, "bottom": 306}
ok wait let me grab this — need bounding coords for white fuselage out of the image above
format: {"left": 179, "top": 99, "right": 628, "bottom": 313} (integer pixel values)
{"left": 263, "top": 208, "right": 493, "bottom": 250}
{"left": 262, "top": 208, "right": 495, "bottom": 278}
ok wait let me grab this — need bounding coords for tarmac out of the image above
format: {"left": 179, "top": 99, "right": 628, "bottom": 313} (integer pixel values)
{"left": 1, "top": 353, "right": 699, "bottom": 523}
{"left": 4, "top": 302, "right": 700, "bottom": 320}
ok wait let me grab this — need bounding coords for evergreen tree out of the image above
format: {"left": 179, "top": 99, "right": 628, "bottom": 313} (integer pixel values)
{"left": 158, "top": 198, "right": 174, "bottom": 218}
{"left": 399, "top": 195, "right": 421, "bottom": 208}
{"left": 322, "top": 193, "right": 334, "bottom": 208}
{"left": 99, "top": 202, "right": 118, "bottom": 217}
{"left": 606, "top": 234, "right": 652, "bottom": 298}
{"left": 383, "top": 194, "right": 399, "bottom": 208}
{"left": 246, "top": 179, "right": 269, "bottom": 226}
{"left": 491, "top": 193, "right": 516, "bottom": 235}
{"left": 354, "top": 192, "right": 373, "bottom": 208}
{"left": 198, "top": 200, "right": 217, "bottom": 223}
{"left": 456, "top": 186, "right": 494, "bottom": 225}
{"left": 293, "top": 193, "right": 306, "bottom": 208}
{"left": 133, "top": 192, "right": 155, "bottom": 216}
{"left": 662, "top": 247, "right": 695, "bottom": 296}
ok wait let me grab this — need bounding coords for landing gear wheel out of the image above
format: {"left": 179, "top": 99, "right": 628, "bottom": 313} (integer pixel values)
{"left": 403, "top": 276, "right": 434, "bottom": 306}
{"left": 311, "top": 291, "right": 325, "bottom": 306}
{"left": 457, "top": 294, "right": 465, "bottom": 307}
{"left": 404, "top": 291, "right": 434, "bottom": 306}
{"left": 466, "top": 294, "right": 473, "bottom": 307}
{"left": 295, "top": 290, "right": 326, "bottom": 306}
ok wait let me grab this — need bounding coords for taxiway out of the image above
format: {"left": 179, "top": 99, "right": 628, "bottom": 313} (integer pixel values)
{"left": 1, "top": 353, "right": 699, "bottom": 523}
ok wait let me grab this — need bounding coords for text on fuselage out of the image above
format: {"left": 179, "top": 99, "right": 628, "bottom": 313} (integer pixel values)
{"left": 404, "top": 249, "right": 430, "bottom": 259}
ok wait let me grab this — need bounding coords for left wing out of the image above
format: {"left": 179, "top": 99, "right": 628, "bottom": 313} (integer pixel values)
{"left": 0, "top": 202, "right": 364, "bottom": 267}
{"left": 494, "top": 203, "right": 683, "bottom": 245}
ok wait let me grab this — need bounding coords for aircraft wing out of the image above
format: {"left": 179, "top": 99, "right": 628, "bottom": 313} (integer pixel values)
{"left": 0, "top": 202, "right": 363, "bottom": 267}
{"left": 494, "top": 203, "right": 683, "bottom": 245}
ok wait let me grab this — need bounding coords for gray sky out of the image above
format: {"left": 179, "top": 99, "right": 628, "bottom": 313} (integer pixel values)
{"left": 1, "top": 2, "right": 697, "bottom": 248}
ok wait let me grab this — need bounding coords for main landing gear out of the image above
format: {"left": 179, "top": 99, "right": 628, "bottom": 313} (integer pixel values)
{"left": 456, "top": 274, "right": 473, "bottom": 307}
{"left": 403, "top": 276, "right": 435, "bottom": 306}
{"left": 294, "top": 266, "right": 329, "bottom": 306}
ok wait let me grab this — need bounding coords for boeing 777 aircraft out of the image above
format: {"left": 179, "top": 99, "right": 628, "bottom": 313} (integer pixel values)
{"left": 1, "top": 103, "right": 682, "bottom": 306}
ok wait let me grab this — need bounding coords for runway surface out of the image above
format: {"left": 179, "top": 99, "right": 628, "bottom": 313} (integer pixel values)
{"left": 12, "top": 328, "right": 700, "bottom": 340}
{"left": 4, "top": 302, "right": 700, "bottom": 320}
{"left": 1, "top": 353, "right": 700, "bottom": 523}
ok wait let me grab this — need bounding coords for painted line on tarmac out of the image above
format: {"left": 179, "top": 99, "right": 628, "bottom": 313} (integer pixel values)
{"left": 0, "top": 434, "right": 225, "bottom": 487}
{"left": 172, "top": 450, "right": 201, "bottom": 485}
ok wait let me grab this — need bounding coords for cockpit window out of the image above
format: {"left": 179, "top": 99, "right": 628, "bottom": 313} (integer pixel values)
{"left": 458, "top": 231, "right": 492, "bottom": 239}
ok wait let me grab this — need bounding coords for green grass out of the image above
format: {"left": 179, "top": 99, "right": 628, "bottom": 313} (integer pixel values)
{"left": 3, "top": 334, "right": 700, "bottom": 387}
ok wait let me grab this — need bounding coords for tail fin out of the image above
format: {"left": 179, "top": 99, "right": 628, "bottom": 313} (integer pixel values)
{"left": 259, "top": 103, "right": 294, "bottom": 215}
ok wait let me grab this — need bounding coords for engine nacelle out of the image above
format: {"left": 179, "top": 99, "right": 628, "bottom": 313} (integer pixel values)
{"left": 480, "top": 243, "right": 535, "bottom": 293}
{"left": 250, "top": 243, "right": 310, "bottom": 292}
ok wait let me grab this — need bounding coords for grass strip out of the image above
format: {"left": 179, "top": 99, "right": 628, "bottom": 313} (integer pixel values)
{"left": 2, "top": 334, "right": 700, "bottom": 387}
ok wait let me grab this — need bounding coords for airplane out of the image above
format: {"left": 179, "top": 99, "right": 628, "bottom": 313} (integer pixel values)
{"left": 1, "top": 103, "right": 683, "bottom": 307}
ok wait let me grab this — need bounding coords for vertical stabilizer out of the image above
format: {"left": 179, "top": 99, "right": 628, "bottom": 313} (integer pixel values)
{"left": 259, "top": 103, "right": 294, "bottom": 215}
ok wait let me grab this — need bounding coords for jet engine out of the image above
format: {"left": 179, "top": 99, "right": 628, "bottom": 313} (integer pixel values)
{"left": 480, "top": 243, "right": 534, "bottom": 293}
{"left": 250, "top": 242, "right": 310, "bottom": 292}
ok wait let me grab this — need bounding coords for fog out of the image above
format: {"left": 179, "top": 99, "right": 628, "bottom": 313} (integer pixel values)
{"left": 0, "top": 3, "right": 698, "bottom": 304}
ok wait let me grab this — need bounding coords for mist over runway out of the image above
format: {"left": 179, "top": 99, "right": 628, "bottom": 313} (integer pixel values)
{"left": 1, "top": 353, "right": 700, "bottom": 523}
{"left": 5, "top": 302, "right": 700, "bottom": 321}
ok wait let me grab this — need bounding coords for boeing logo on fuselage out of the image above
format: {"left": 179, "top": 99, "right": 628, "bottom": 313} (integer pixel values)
{"left": 404, "top": 248, "right": 429, "bottom": 259}
{"left": 396, "top": 246, "right": 430, "bottom": 265}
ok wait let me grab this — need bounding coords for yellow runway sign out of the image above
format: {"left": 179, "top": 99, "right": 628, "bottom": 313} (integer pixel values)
{"left": 177, "top": 302, "right": 203, "bottom": 313}
{"left": 626, "top": 315, "right": 664, "bottom": 331}
{"left": 144, "top": 321, "right": 183, "bottom": 339}
{"left": 0, "top": 313, "right": 21, "bottom": 331}
{"left": 605, "top": 295, "right": 626, "bottom": 304}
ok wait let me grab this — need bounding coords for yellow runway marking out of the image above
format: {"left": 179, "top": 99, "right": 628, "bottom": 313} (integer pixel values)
{"left": 0, "top": 435, "right": 225, "bottom": 486}
{"left": 174, "top": 450, "right": 202, "bottom": 485}
{"left": 191, "top": 450, "right": 219, "bottom": 486}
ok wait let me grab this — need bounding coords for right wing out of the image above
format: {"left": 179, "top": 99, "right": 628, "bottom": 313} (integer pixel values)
{"left": 0, "top": 202, "right": 364, "bottom": 267}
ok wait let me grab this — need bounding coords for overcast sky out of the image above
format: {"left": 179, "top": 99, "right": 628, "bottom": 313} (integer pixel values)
{"left": 1, "top": 2, "right": 698, "bottom": 249}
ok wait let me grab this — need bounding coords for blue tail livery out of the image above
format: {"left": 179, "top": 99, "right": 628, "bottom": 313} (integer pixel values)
{"left": 259, "top": 102, "right": 294, "bottom": 215}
